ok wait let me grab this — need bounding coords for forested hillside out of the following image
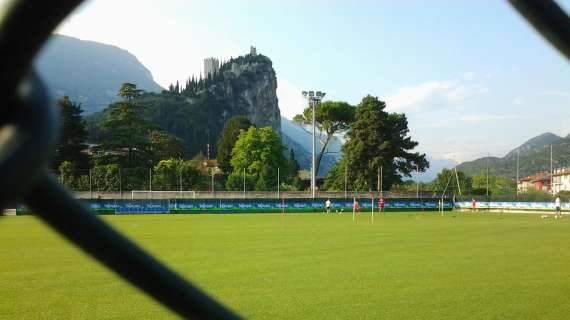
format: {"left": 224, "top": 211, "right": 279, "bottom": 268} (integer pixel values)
{"left": 457, "top": 133, "right": 570, "bottom": 178}
{"left": 87, "top": 53, "right": 281, "bottom": 158}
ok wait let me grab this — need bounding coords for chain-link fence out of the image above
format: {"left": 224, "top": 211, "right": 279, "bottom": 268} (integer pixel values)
{"left": 55, "top": 168, "right": 445, "bottom": 200}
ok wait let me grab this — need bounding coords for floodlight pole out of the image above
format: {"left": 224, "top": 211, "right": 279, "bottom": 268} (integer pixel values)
{"left": 415, "top": 165, "right": 419, "bottom": 197}
{"left": 517, "top": 150, "right": 521, "bottom": 198}
{"left": 211, "top": 168, "right": 215, "bottom": 194}
{"left": 302, "top": 90, "right": 325, "bottom": 199}
{"left": 550, "top": 144, "right": 554, "bottom": 195}
{"left": 119, "top": 168, "right": 122, "bottom": 199}
{"left": 486, "top": 155, "right": 489, "bottom": 197}
{"left": 312, "top": 97, "right": 316, "bottom": 198}
{"left": 89, "top": 169, "right": 92, "bottom": 199}
{"left": 377, "top": 166, "right": 380, "bottom": 193}
{"left": 344, "top": 166, "right": 348, "bottom": 197}
{"left": 179, "top": 169, "right": 182, "bottom": 199}
{"left": 380, "top": 166, "right": 383, "bottom": 198}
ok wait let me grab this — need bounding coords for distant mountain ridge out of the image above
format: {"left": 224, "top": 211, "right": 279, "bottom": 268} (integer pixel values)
{"left": 457, "top": 132, "right": 570, "bottom": 178}
{"left": 504, "top": 132, "right": 562, "bottom": 158}
{"left": 280, "top": 117, "right": 340, "bottom": 176}
{"left": 36, "top": 34, "right": 163, "bottom": 114}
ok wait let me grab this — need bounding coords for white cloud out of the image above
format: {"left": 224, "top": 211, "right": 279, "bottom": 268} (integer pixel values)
{"left": 461, "top": 114, "right": 526, "bottom": 124}
{"left": 56, "top": 0, "right": 243, "bottom": 88}
{"left": 277, "top": 79, "right": 307, "bottom": 119}
{"left": 513, "top": 96, "right": 526, "bottom": 105}
{"left": 462, "top": 72, "right": 476, "bottom": 80}
{"left": 441, "top": 152, "right": 475, "bottom": 164}
{"left": 383, "top": 80, "right": 488, "bottom": 112}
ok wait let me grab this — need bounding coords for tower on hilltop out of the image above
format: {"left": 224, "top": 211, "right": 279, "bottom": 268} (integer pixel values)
{"left": 204, "top": 57, "right": 220, "bottom": 78}
{"left": 250, "top": 46, "right": 257, "bottom": 56}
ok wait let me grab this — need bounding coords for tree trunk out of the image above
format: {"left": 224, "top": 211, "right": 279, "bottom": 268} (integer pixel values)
{"left": 316, "top": 136, "right": 332, "bottom": 178}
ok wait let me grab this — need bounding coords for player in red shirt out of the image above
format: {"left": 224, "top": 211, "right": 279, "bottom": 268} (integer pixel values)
{"left": 353, "top": 198, "right": 360, "bottom": 222}
{"left": 378, "top": 197, "right": 385, "bottom": 213}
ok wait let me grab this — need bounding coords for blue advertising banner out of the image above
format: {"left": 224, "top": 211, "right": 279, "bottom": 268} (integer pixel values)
{"left": 75, "top": 198, "right": 451, "bottom": 214}
{"left": 455, "top": 201, "right": 570, "bottom": 211}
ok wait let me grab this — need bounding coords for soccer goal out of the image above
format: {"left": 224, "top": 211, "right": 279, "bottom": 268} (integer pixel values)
{"left": 131, "top": 190, "right": 197, "bottom": 200}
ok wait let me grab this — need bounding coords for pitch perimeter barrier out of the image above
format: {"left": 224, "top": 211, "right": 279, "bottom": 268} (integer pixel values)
{"left": 455, "top": 201, "right": 570, "bottom": 212}
{"left": 73, "top": 191, "right": 443, "bottom": 200}
{"left": 17, "top": 198, "right": 453, "bottom": 215}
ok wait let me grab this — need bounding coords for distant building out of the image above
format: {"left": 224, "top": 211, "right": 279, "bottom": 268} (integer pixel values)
{"left": 518, "top": 171, "right": 551, "bottom": 193}
{"left": 204, "top": 57, "right": 220, "bottom": 78}
{"left": 553, "top": 167, "right": 570, "bottom": 194}
{"left": 250, "top": 46, "right": 257, "bottom": 56}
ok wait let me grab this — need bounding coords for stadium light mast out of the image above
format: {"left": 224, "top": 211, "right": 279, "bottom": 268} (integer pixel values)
{"left": 516, "top": 150, "right": 520, "bottom": 197}
{"left": 416, "top": 164, "right": 419, "bottom": 197}
{"left": 550, "top": 144, "right": 554, "bottom": 196}
{"left": 302, "top": 90, "right": 326, "bottom": 198}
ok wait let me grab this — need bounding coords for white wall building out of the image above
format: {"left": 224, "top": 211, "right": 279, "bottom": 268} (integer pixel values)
{"left": 552, "top": 167, "right": 570, "bottom": 194}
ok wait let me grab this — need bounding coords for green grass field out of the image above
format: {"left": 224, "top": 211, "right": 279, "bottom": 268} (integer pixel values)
{"left": 1, "top": 212, "right": 569, "bottom": 319}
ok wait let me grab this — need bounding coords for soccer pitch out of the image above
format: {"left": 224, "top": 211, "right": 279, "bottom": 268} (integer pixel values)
{"left": 1, "top": 212, "right": 569, "bottom": 319}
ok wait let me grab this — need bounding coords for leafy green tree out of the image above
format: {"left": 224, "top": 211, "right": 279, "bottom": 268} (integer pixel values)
{"left": 226, "top": 127, "right": 287, "bottom": 191}
{"left": 286, "top": 149, "right": 300, "bottom": 175}
{"left": 471, "top": 171, "right": 516, "bottom": 195}
{"left": 149, "top": 130, "right": 185, "bottom": 162}
{"left": 325, "top": 95, "right": 428, "bottom": 191}
{"left": 152, "top": 159, "right": 208, "bottom": 191}
{"left": 216, "top": 116, "right": 253, "bottom": 176}
{"left": 58, "top": 161, "right": 91, "bottom": 191}
{"left": 284, "top": 149, "right": 302, "bottom": 190}
{"left": 472, "top": 171, "right": 492, "bottom": 195}
{"left": 117, "top": 82, "right": 142, "bottom": 102}
{"left": 293, "top": 101, "right": 355, "bottom": 176}
{"left": 323, "top": 159, "right": 348, "bottom": 191}
{"left": 59, "top": 161, "right": 75, "bottom": 189}
{"left": 91, "top": 164, "right": 121, "bottom": 191}
{"left": 52, "top": 96, "right": 90, "bottom": 171}
{"left": 99, "top": 85, "right": 155, "bottom": 167}
{"left": 430, "top": 168, "right": 472, "bottom": 195}
{"left": 179, "top": 161, "right": 209, "bottom": 190}
{"left": 152, "top": 159, "right": 180, "bottom": 190}
{"left": 492, "top": 176, "right": 517, "bottom": 195}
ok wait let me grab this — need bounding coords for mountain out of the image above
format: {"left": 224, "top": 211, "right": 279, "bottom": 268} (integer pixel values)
{"left": 504, "top": 132, "right": 562, "bottom": 158}
{"left": 88, "top": 53, "right": 281, "bottom": 157}
{"left": 35, "top": 34, "right": 163, "bottom": 114}
{"left": 280, "top": 117, "right": 340, "bottom": 177}
{"left": 457, "top": 132, "right": 570, "bottom": 178}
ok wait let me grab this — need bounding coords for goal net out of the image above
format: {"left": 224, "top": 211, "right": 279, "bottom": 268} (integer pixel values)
{"left": 130, "top": 190, "right": 196, "bottom": 199}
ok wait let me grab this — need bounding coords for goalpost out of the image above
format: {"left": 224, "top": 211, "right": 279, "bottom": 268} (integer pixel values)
{"left": 131, "top": 190, "right": 197, "bottom": 200}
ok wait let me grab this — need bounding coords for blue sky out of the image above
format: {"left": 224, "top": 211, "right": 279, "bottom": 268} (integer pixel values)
{"left": 48, "top": 0, "right": 570, "bottom": 162}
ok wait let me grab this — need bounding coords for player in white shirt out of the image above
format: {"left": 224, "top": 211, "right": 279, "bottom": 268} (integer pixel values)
{"left": 325, "top": 199, "right": 332, "bottom": 214}
{"left": 555, "top": 196, "right": 562, "bottom": 219}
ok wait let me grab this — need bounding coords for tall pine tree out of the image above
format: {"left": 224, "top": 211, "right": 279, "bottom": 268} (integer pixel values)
{"left": 216, "top": 116, "right": 253, "bottom": 178}
{"left": 325, "top": 95, "right": 428, "bottom": 191}
{"left": 52, "top": 96, "right": 91, "bottom": 171}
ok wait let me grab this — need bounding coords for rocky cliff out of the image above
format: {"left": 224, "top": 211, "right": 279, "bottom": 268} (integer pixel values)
{"left": 209, "top": 54, "right": 281, "bottom": 131}
{"left": 87, "top": 53, "right": 281, "bottom": 157}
